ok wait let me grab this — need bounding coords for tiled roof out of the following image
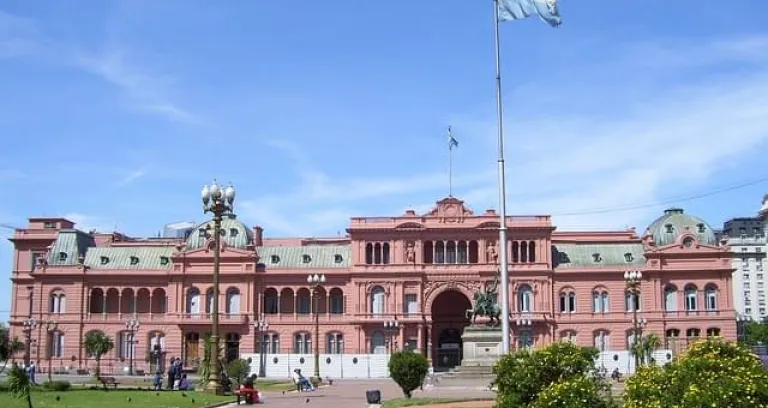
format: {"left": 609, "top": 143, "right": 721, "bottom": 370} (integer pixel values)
{"left": 185, "top": 217, "right": 254, "bottom": 250}
{"left": 47, "top": 230, "right": 95, "bottom": 266}
{"left": 553, "top": 243, "right": 646, "bottom": 269}
{"left": 257, "top": 245, "right": 350, "bottom": 269}
{"left": 84, "top": 246, "right": 176, "bottom": 270}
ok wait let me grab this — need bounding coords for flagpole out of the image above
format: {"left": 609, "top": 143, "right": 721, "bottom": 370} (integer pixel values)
{"left": 448, "top": 126, "right": 453, "bottom": 197}
{"left": 493, "top": 0, "right": 511, "bottom": 354}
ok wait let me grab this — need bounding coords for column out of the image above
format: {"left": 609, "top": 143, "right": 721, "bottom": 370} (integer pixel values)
{"left": 149, "top": 292, "right": 153, "bottom": 319}
{"left": 417, "top": 323, "right": 424, "bottom": 353}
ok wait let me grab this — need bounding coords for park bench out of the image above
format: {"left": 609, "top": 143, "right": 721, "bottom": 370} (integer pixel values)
{"left": 99, "top": 376, "right": 120, "bottom": 390}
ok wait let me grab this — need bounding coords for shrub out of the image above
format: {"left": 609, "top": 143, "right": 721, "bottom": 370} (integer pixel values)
{"left": 531, "top": 375, "right": 614, "bottom": 408}
{"left": 624, "top": 338, "right": 768, "bottom": 407}
{"left": 494, "top": 341, "right": 600, "bottom": 408}
{"left": 226, "top": 358, "right": 250, "bottom": 388}
{"left": 388, "top": 351, "right": 429, "bottom": 398}
{"left": 41, "top": 380, "right": 71, "bottom": 392}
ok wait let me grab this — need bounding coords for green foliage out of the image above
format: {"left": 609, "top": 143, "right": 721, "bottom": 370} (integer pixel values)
{"left": 41, "top": 380, "right": 71, "bottom": 392}
{"left": 624, "top": 338, "right": 768, "bottom": 407}
{"left": 630, "top": 334, "right": 662, "bottom": 367}
{"left": 493, "top": 341, "right": 600, "bottom": 408}
{"left": 531, "top": 375, "right": 614, "bottom": 408}
{"left": 83, "top": 331, "right": 114, "bottom": 378}
{"left": 7, "top": 364, "right": 33, "bottom": 408}
{"left": 226, "top": 359, "right": 250, "bottom": 387}
{"left": 388, "top": 351, "right": 429, "bottom": 398}
{"left": 745, "top": 321, "right": 768, "bottom": 346}
{"left": 0, "top": 324, "right": 25, "bottom": 374}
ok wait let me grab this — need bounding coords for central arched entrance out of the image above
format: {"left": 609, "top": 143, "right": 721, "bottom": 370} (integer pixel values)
{"left": 431, "top": 289, "right": 471, "bottom": 371}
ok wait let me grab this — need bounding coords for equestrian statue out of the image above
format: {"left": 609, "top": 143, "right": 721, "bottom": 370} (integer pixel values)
{"left": 465, "top": 271, "right": 502, "bottom": 326}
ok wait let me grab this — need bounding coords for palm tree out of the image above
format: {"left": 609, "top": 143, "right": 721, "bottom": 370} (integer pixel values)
{"left": 0, "top": 324, "right": 25, "bottom": 374}
{"left": 641, "top": 334, "right": 662, "bottom": 365}
{"left": 7, "top": 363, "right": 33, "bottom": 408}
{"left": 83, "top": 330, "right": 114, "bottom": 378}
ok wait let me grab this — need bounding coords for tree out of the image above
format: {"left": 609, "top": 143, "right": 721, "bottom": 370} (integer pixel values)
{"left": 226, "top": 358, "right": 250, "bottom": 388}
{"left": 493, "top": 342, "right": 601, "bottom": 408}
{"left": 745, "top": 321, "right": 768, "bottom": 346}
{"left": 624, "top": 338, "right": 768, "bottom": 407}
{"left": 630, "top": 333, "right": 662, "bottom": 367}
{"left": 0, "top": 324, "right": 25, "bottom": 374}
{"left": 83, "top": 330, "right": 114, "bottom": 378}
{"left": 388, "top": 351, "right": 429, "bottom": 398}
{"left": 7, "top": 363, "right": 33, "bottom": 408}
{"left": 531, "top": 375, "right": 615, "bottom": 408}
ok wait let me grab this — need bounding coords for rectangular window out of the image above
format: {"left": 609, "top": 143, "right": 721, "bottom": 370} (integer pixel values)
{"left": 118, "top": 332, "right": 135, "bottom": 360}
{"left": 297, "top": 296, "right": 310, "bottom": 314}
{"left": 404, "top": 294, "right": 418, "bottom": 315}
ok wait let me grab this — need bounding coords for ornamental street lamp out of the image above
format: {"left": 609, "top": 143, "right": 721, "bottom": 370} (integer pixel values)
{"left": 384, "top": 318, "right": 399, "bottom": 353}
{"left": 201, "top": 180, "right": 236, "bottom": 393}
{"left": 22, "top": 318, "right": 37, "bottom": 367}
{"left": 253, "top": 316, "right": 269, "bottom": 378}
{"left": 624, "top": 270, "right": 643, "bottom": 369}
{"left": 45, "top": 320, "right": 57, "bottom": 382}
{"left": 307, "top": 273, "right": 326, "bottom": 383}
{"left": 125, "top": 318, "right": 140, "bottom": 376}
{"left": 737, "top": 313, "right": 752, "bottom": 344}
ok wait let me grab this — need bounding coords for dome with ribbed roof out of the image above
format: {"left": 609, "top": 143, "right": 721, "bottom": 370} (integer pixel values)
{"left": 646, "top": 208, "right": 716, "bottom": 247}
{"left": 185, "top": 215, "right": 253, "bottom": 250}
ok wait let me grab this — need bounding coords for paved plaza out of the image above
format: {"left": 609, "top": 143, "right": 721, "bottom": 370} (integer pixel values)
{"left": 222, "top": 379, "right": 496, "bottom": 408}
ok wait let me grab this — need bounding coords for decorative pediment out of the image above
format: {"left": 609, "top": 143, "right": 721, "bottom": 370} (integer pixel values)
{"left": 424, "top": 197, "right": 474, "bottom": 223}
{"left": 180, "top": 242, "right": 257, "bottom": 260}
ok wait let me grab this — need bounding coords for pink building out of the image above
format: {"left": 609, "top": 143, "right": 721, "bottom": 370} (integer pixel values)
{"left": 7, "top": 196, "right": 736, "bottom": 375}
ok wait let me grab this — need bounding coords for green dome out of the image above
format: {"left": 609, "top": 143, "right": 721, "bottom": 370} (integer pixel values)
{"left": 185, "top": 215, "right": 253, "bottom": 250}
{"left": 646, "top": 208, "right": 716, "bottom": 247}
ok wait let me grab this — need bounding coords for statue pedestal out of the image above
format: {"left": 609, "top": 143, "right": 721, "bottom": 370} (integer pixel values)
{"left": 445, "top": 326, "right": 502, "bottom": 380}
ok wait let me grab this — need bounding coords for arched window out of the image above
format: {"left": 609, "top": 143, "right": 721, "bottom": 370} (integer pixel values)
{"left": 511, "top": 241, "right": 519, "bottom": 263}
{"left": 435, "top": 241, "right": 445, "bottom": 264}
{"left": 457, "top": 241, "right": 468, "bottom": 264}
{"left": 374, "top": 243, "right": 382, "bottom": 264}
{"left": 705, "top": 285, "right": 717, "bottom": 311}
{"left": 423, "top": 241, "right": 433, "bottom": 264}
{"left": 371, "top": 331, "right": 386, "bottom": 354}
{"left": 706, "top": 328, "right": 721, "bottom": 337}
{"left": 49, "top": 292, "right": 66, "bottom": 314}
{"left": 559, "top": 290, "right": 576, "bottom": 313}
{"left": 625, "top": 291, "right": 640, "bottom": 312}
{"left": 118, "top": 330, "right": 136, "bottom": 360}
{"left": 48, "top": 331, "right": 65, "bottom": 358}
{"left": 294, "top": 332, "right": 311, "bottom": 354}
{"left": 326, "top": 332, "right": 344, "bottom": 354}
{"left": 329, "top": 288, "right": 344, "bottom": 314}
{"left": 664, "top": 285, "right": 678, "bottom": 312}
{"left": 263, "top": 288, "right": 278, "bottom": 314}
{"left": 520, "top": 241, "right": 528, "bottom": 263}
{"left": 206, "top": 288, "right": 215, "bottom": 314}
{"left": 262, "top": 333, "right": 279, "bottom": 354}
{"left": 686, "top": 328, "right": 701, "bottom": 338}
{"left": 382, "top": 243, "right": 390, "bottom": 264}
{"left": 468, "top": 240, "right": 479, "bottom": 264}
{"left": 560, "top": 330, "right": 576, "bottom": 343}
{"left": 528, "top": 240, "right": 536, "bottom": 263}
{"left": 518, "top": 285, "right": 533, "bottom": 313}
{"left": 370, "top": 286, "right": 385, "bottom": 316}
{"left": 684, "top": 285, "right": 697, "bottom": 311}
{"left": 296, "top": 289, "right": 311, "bottom": 314}
{"left": 365, "top": 243, "right": 373, "bottom": 264}
{"left": 592, "top": 290, "right": 609, "bottom": 313}
{"left": 226, "top": 288, "right": 241, "bottom": 315}
{"left": 186, "top": 287, "right": 201, "bottom": 315}
{"left": 594, "top": 330, "right": 610, "bottom": 351}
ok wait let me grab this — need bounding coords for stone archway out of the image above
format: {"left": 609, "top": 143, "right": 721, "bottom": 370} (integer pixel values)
{"left": 430, "top": 289, "right": 472, "bottom": 371}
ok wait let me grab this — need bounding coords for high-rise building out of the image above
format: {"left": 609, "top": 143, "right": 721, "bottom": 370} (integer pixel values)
{"left": 162, "top": 221, "right": 196, "bottom": 239}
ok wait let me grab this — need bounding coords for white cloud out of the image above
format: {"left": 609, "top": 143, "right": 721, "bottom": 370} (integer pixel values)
{"left": 241, "top": 35, "right": 768, "bottom": 236}
{"left": 116, "top": 168, "right": 147, "bottom": 186}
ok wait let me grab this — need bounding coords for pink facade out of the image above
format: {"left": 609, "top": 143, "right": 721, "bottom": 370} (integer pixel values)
{"left": 7, "top": 197, "right": 736, "bottom": 374}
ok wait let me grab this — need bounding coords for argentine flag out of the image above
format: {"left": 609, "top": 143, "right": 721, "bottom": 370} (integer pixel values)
{"left": 448, "top": 127, "right": 459, "bottom": 150}
{"left": 498, "top": 0, "right": 562, "bottom": 27}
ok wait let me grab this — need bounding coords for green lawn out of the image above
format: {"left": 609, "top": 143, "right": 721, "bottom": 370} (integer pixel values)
{"left": 0, "top": 390, "right": 234, "bottom": 408}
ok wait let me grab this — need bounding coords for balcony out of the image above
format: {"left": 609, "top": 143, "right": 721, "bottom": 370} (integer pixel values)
{"left": 177, "top": 313, "right": 249, "bottom": 324}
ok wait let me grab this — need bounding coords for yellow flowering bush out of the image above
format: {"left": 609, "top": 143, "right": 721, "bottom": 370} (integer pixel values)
{"left": 530, "top": 375, "right": 614, "bottom": 408}
{"left": 494, "top": 342, "right": 607, "bottom": 408}
{"left": 623, "top": 338, "right": 768, "bottom": 408}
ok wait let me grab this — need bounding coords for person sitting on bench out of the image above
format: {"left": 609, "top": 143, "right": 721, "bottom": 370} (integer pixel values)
{"left": 238, "top": 374, "right": 260, "bottom": 404}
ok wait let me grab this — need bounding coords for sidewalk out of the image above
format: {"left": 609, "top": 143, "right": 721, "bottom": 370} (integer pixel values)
{"left": 221, "top": 379, "right": 494, "bottom": 408}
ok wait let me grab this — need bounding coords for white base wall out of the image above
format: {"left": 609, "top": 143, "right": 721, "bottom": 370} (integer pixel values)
{"left": 596, "top": 349, "right": 674, "bottom": 374}
{"left": 240, "top": 353, "right": 391, "bottom": 379}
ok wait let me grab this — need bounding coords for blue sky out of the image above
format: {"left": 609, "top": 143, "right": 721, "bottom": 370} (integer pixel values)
{"left": 2, "top": 0, "right": 768, "bottom": 320}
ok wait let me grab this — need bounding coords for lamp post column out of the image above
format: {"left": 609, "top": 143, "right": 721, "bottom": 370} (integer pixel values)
{"left": 45, "top": 320, "right": 57, "bottom": 382}
{"left": 624, "top": 270, "right": 643, "bottom": 369}
{"left": 307, "top": 274, "right": 326, "bottom": 383}
{"left": 23, "top": 318, "right": 37, "bottom": 367}
{"left": 201, "top": 181, "right": 236, "bottom": 394}
{"left": 384, "top": 318, "right": 399, "bottom": 353}
{"left": 125, "top": 318, "right": 140, "bottom": 376}
{"left": 254, "top": 317, "right": 269, "bottom": 378}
